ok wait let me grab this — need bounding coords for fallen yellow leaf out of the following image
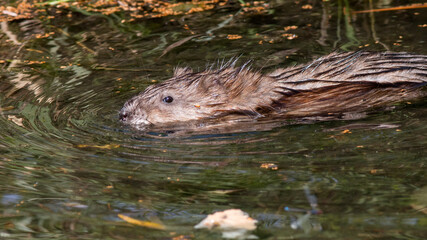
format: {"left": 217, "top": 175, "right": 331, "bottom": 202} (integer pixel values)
{"left": 118, "top": 214, "right": 166, "bottom": 230}
{"left": 341, "top": 129, "right": 351, "bottom": 134}
{"left": 260, "top": 163, "right": 278, "bottom": 170}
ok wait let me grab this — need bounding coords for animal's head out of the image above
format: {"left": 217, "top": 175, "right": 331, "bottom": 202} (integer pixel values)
{"left": 119, "top": 66, "right": 279, "bottom": 125}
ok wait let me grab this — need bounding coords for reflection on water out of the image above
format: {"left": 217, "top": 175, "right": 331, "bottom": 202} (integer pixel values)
{"left": 0, "top": 0, "right": 426, "bottom": 239}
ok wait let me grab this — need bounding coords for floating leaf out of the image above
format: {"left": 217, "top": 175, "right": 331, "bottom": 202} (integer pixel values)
{"left": 7, "top": 115, "right": 24, "bottom": 127}
{"left": 260, "top": 163, "right": 278, "bottom": 170}
{"left": 195, "top": 209, "right": 257, "bottom": 230}
{"left": 195, "top": 209, "right": 258, "bottom": 239}
{"left": 118, "top": 214, "right": 165, "bottom": 230}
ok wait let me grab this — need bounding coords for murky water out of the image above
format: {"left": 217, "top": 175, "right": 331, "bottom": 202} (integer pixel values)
{"left": 1, "top": 0, "right": 426, "bottom": 239}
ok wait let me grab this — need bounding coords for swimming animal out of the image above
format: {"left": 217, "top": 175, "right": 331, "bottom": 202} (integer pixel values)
{"left": 120, "top": 51, "right": 427, "bottom": 125}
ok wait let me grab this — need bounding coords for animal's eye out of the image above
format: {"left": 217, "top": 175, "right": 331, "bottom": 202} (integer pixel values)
{"left": 162, "top": 96, "right": 174, "bottom": 103}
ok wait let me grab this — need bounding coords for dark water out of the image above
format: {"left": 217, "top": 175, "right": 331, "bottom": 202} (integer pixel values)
{"left": 1, "top": 0, "right": 426, "bottom": 239}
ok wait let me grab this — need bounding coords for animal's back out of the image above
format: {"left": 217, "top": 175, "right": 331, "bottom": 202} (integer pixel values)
{"left": 270, "top": 51, "right": 426, "bottom": 91}
{"left": 270, "top": 52, "right": 427, "bottom": 116}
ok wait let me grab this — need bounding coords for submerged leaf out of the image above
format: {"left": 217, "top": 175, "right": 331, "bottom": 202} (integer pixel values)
{"left": 76, "top": 144, "right": 120, "bottom": 149}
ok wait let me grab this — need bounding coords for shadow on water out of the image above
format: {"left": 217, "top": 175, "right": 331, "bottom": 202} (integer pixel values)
{"left": 0, "top": 0, "right": 426, "bottom": 239}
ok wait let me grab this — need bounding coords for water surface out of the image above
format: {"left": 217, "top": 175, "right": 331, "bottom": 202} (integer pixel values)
{"left": 0, "top": 0, "right": 426, "bottom": 239}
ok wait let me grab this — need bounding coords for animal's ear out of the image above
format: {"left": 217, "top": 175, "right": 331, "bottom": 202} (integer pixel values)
{"left": 173, "top": 67, "right": 193, "bottom": 77}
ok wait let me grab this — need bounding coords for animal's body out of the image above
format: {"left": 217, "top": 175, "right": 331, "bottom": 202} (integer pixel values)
{"left": 120, "top": 51, "right": 427, "bottom": 125}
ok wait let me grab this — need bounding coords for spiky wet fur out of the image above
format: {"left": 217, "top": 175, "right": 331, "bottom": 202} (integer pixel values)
{"left": 120, "top": 51, "right": 427, "bottom": 125}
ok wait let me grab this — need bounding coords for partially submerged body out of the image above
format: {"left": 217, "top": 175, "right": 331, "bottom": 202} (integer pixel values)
{"left": 120, "top": 51, "right": 427, "bottom": 126}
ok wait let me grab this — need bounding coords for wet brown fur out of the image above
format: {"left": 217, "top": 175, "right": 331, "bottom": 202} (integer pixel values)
{"left": 279, "top": 83, "right": 425, "bottom": 117}
{"left": 120, "top": 51, "right": 427, "bottom": 125}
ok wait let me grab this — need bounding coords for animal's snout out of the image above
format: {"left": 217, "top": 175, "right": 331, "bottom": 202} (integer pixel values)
{"left": 119, "top": 112, "right": 128, "bottom": 121}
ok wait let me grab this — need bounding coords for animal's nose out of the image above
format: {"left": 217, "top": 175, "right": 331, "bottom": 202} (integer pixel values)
{"left": 119, "top": 112, "right": 128, "bottom": 121}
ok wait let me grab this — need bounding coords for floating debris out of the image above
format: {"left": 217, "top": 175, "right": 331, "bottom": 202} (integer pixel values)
{"left": 227, "top": 34, "right": 242, "bottom": 40}
{"left": 118, "top": 214, "right": 166, "bottom": 230}
{"left": 7, "top": 115, "right": 24, "bottom": 127}
{"left": 260, "top": 163, "right": 278, "bottom": 170}
{"left": 195, "top": 209, "right": 258, "bottom": 239}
